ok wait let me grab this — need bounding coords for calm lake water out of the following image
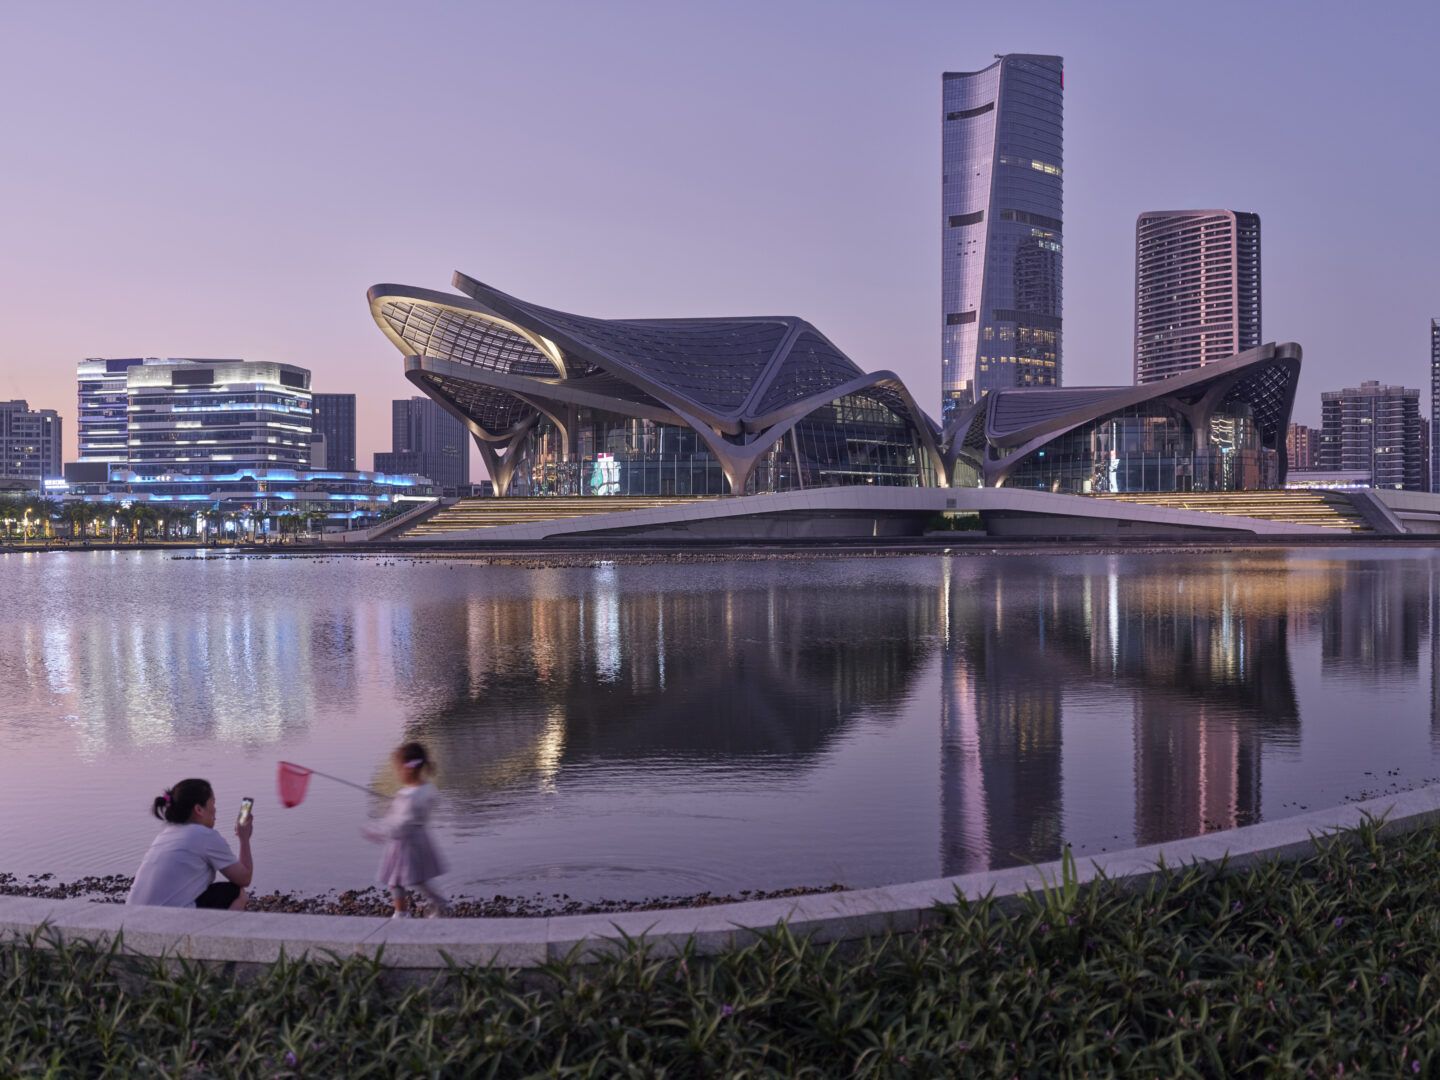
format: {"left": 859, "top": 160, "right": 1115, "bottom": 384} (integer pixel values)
{"left": 2, "top": 547, "right": 1438, "bottom": 901}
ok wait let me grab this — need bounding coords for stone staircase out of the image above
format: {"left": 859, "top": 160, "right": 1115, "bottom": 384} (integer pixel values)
{"left": 401, "top": 496, "right": 718, "bottom": 538}
{"left": 1089, "top": 490, "right": 1369, "bottom": 531}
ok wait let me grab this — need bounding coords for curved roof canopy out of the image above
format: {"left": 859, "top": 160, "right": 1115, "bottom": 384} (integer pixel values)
{"left": 368, "top": 273, "right": 945, "bottom": 494}
{"left": 944, "top": 342, "right": 1302, "bottom": 487}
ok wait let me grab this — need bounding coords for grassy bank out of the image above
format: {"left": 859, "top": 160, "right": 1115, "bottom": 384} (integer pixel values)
{"left": 5, "top": 818, "right": 1440, "bottom": 1076}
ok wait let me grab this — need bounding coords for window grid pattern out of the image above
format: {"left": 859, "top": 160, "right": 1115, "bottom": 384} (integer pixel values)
{"left": 942, "top": 54, "right": 1064, "bottom": 419}
{"left": 419, "top": 373, "right": 533, "bottom": 434}
{"left": 503, "top": 299, "right": 789, "bottom": 413}
{"left": 755, "top": 332, "right": 862, "bottom": 414}
{"left": 381, "top": 302, "right": 578, "bottom": 378}
{"left": 791, "top": 392, "right": 934, "bottom": 488}
{"left": 1002, "top": 401, "right": 1277, "bottom": 494}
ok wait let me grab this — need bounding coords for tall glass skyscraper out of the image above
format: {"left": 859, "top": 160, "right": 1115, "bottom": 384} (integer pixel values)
{"left": 941, "top": 54, "right": 1063, "bottom": 420}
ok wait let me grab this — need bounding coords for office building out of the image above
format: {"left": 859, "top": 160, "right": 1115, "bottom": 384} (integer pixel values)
{"left": 383, "top": 396, "right": 469, "bottom": 495}
{"left": 126, "top": 360, "right": 313, "bottom": 472}
{"left": 941, "top": 54, "right": 1063, "bottom": 418}
{"left": 368, "top": 271, "right": 942, "bottom": 496}
{"left": 0, "top": 400, "right": 62, "bottom": 484}
{"left": 76, "top": 358, "right": 215, "bottom": 463}
{"left": 1287, "top": 423, "right": 1319, "bottom": 471}
{"left": 312, "top": 392, "right": 357, "bottom": 472}
{"left": 1431, "top": 319, "right": 1440, "bottom": 491}
{"left": 1134, "top": 210, "right": 1261, "bottom": 385}
{"left": 1319, "top": 381, "right": 1424, "bottom": 490}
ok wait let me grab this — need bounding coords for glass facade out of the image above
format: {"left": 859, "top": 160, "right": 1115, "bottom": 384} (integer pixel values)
{"left": 125, "top": 362, "right": 313, "bottom": 472}
{"left": 312, "top": 393, "right": 357, "bottom": 472}
{"left": 942, "top": 54, "right": 1063, "bottom": 420}
{"left": 386, "top": 396, "right": 470, "bottom": 494}
{"left": 508, "top": 394, "right": 935, "bottom": 497}
{"left": 1001, "top": 402, "right": 1279, "bottom": 494}
{"left": 370, "top": 280, "right": 946, "bottom": 498}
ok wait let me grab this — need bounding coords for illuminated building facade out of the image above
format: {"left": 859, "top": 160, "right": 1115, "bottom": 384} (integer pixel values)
{"left": 941, "top": 54, "right": 1063, "bottom": 418}
{"left": 77, "top": 358, "right": 216, "bottom": 464}
{"left": 368, "top": 272, "right": 945, "bottom": 497}
{"left": 946, "top": 342, "right": 1299, "bottom": 493}
{"left": 125, "top": 360, "right": 313, "bottom": 472}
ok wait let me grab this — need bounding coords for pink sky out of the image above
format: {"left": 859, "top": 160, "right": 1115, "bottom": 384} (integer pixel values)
{"left": 2, "top": 1, "right": 1437, "bottom": 475}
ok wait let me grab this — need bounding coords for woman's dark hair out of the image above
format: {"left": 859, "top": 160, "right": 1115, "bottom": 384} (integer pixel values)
{"left": 395, "top": 741, "right": 431, "bottom": 775}
{"left": 152, "top": 778, "right": 214, "bottom": 823}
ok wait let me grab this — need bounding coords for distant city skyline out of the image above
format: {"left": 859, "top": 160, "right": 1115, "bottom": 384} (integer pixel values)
{"left": 2, "top": 2, "right": 1437, "bottom": 477}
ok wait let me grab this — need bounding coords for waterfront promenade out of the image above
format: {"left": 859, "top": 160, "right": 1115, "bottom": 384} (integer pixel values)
{"left": 5, "top": 785, "right": 1440, "bottom": 1074}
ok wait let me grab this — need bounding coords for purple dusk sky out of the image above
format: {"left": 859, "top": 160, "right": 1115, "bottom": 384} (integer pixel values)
{"left": 1, "top": 1, "right": 1437, "bottom": 471}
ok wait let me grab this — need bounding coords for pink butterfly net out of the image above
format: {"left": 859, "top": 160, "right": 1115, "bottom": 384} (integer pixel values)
{"left": 277, "top": 761, "right": 313, "bottom": 808}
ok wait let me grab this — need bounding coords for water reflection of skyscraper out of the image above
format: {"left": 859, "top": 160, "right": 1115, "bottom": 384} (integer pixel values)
{"left": 399, "top": 580, "right": 940, "bottom": 805}
{"left": 941, "top": 559, "right": 1312, "bottom": 874}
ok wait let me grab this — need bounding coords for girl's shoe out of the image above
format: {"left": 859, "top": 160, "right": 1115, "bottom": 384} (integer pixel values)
{"left": 391, "top": 910, "right": 407, "bottom": 920}
{"left": 424, "top": 903, "right": 449, "bottom": 919}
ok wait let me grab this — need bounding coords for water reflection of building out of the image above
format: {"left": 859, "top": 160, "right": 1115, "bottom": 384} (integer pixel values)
{"left": 32, "top": 596, "right": 328, "bottom": 752}
{"left": 1109, "top": 566, "right": 1299, "bottom": 843}
{"left": 941, "top": 564, "right": 1064, "bottom": 874}
{"left": 1322, "top": 559, "right": 1427, "bottom": 681}
{"left": 400, "top": 572, "right": 940, "bottom": 804}
{"left": 941, "top": 557, "right": 1312, "bottom": 873}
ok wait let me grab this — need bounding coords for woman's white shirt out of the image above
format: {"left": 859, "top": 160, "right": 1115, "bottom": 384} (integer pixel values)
{"left": 126, "top": 823, "right": 237, "bottom": 907}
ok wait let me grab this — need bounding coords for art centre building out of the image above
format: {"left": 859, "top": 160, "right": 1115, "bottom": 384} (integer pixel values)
{"left": 945, "top": 343, "right": 1301, "bottom": 493}
{"left": 368, "top": 273, "right": 947, "bottom": 497}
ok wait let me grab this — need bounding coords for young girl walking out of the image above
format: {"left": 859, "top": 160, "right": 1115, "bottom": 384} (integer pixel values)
{"left": 364, "top": 741, "right": 449, "bottom": 918}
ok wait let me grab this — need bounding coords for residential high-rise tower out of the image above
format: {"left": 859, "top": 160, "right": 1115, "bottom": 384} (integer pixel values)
{"left": 941, "top": 54, "right": 1063, "bottom": 419}
{"left": 0, "top": 400, "right": 62, "bottom": 484}
{"left": 1134, "top": 210, "right": 1261, "bottom": 385}
{"left": 1430, "top": 319, "right": 1439, "bottom": 491}
{"left": 1319, "top": 380, "right": 1424, "bottom": 490}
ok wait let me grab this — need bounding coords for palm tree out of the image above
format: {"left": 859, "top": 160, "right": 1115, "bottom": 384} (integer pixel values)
{"left": 129, "top": 505, "right": 158, "bottom": 542}
{"left": 63, "top": 502, "right": 90, "bottom": 542}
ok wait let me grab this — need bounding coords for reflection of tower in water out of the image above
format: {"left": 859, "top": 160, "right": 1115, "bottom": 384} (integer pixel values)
{"left": 1108, "top": 567, "right": 1296, "bottom": 844}
{"left": 940, "top": 557, "right": 1307, "bottom": 872}
{"left": 940, "top": 565, "right": 1065, "bottom": 875}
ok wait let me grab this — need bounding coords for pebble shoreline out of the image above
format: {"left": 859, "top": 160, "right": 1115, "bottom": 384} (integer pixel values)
{"left": 0, "top": 872, "right": 846, "bottom": 918}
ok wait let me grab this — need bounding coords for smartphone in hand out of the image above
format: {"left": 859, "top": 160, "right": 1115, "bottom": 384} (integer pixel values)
{"left": 238, "top": 797, "right": 254, "bottom": 826}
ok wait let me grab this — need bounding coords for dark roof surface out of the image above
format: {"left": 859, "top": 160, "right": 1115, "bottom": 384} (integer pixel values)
{"left": 988, "top": 387, "right": 1131, "bottom": 439}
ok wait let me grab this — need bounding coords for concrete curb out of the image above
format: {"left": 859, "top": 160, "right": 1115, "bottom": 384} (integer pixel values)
{"left": 5, "top": 784, "right": 1439, "bottom": 970}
